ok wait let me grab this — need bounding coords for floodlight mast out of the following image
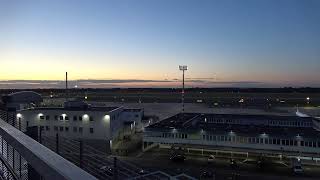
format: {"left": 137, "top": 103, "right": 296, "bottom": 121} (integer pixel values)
{"left": 179, "top": 65, "right": 188, "bottom": 118}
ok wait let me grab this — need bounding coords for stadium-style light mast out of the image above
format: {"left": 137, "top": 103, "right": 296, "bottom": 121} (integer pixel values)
{"left": 179, "top": 65, "right": 188, "bottom": 117}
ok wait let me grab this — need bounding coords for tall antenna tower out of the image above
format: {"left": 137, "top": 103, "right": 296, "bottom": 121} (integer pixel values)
{"left": 65, "top": 72, "right": 68, "bottom": 102}
{"left": 179, "top": 65, "right": 188, "bottom": 116}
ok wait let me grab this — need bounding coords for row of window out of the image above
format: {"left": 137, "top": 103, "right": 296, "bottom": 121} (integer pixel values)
{"left": 204, "top": 117, "right": 312, "bottom": 128}
{"left": 162, "top": 133, "right": 188, "bottom": 139}
{"left": 158, "top": 132, "right": 320, "bottom": 148}
{"left": 202, "top": 135, "right": 320, "bottom": 148}
{"left": 269, "top": 120, "right": 312, "bottom": 127}
{"left": 39, "top": 115, "right": 94, "bottom": 122}
{"left": 40, "top": 126, "right": 94, "bottom": 134}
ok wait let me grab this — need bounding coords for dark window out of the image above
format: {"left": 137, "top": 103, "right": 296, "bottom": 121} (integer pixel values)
{"left": 40, "top": 115, "right": 45, "bottom": 120}
{"left": 54, "top": 126, "right": 58, "bottom": 131}
{"left": 277, "top": 139, "right": 280, "bottom": 145}
{"left": 301, "top": 141, "right": 304, "bottom": 146}
{"left": 59, "top": 116, "right": 63, "bottom": 120}
{"left": 59, "top": 126, "right": 63, "bottom": 131}
{"left": 65, "top": 127, "right": 69, "bottom": 132}
{"left": 90, "top": 128, "right": 94, "bottom": 134}
{"left": 294, "top": 140, "right": 298, "bottom": 146}
{"left": 40, "top": 126, "right": 44, "bottom": 130}
{"left": 46, "top": 115, "right": 50, "bottom": 120}
{"left": 73, "top": 127, "right": 77, "bottom": 132}
{"left": 46, "top": 126, "right": 50, "bottom": 131}
{"left": 79, "top": 127, "right": 83, "bottom": 133}
{"left": 73, "top": 116, "right": 77, "bottom": 121}
{"left": 65, "top": 116, "right": 69, "bottom": 121}
{"left": 90, "top": 116, "right": 94, "bottom": 121}
{"left": 79, "top": 116, "right": 82, "bottom": 121}
{"left": 54, "top": 115, "right": 58, "bottom": 120}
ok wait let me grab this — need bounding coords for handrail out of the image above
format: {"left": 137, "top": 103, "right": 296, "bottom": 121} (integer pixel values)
{"left": 0, "top": 119, "right": 98, "bottom": 180}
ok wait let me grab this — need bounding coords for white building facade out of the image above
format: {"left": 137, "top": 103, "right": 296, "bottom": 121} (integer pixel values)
{"left": 17, "top": 101, "right": 143, "bottom": 141}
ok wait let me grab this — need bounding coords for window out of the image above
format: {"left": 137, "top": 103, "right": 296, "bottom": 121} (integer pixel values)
{"left": 73, "top": 116, "right": 77, "bottom": 121}
{"left": 89, "top": 116, "right": 94, "bottom": 121}
{"left": 46, "top": 126, "right": 50, "bottom": 131}
{"left": 65, "top": 127, "right": 69, "bottom": 132}
{"left": 79, "top": 127, "right": 83, "bottom": 133}
{"left": 40, "top": 126, "right": 44, "bottom": 130}
{"left": 73, "top": 127, "right": 77, "bottom": 132}
{"left": 79, "top": 116, "right": 82, "bottom": 121}
{"left": 90, "top": 128, "right": 94, "bottom": 134}
{"left": 54, "top": 115, "right": 58, "bottom": 121}
{"left": 54, "top": 126, "right": 58, "bottom": 131}
{"left": 59, "top": 126, "right": 64, "bottom": 131}
{"left": 65, "top": 116, "right": 69, "bottom": 121}
{"left": 46, "top": 115, "right": 50, "bottom": 120}
{"left": 40, "top": 115, "right": 45, "bottom": 120}
{"left": 59, "top": 116, "right": 63, "bottom": 121}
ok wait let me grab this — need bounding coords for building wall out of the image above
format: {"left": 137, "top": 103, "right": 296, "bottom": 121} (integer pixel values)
{"left": 143, "top": 130, "right": 320, "bottom": 154}
{"left": 18, "top": 109, "right": 121, "bottom": 141}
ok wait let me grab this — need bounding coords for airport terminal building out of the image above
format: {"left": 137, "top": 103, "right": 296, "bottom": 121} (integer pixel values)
{"left": 17, "top": 101, "right": 143, "bottom": 141}
{"left": 143, "top": 113, "right": 320, "bottom": 155}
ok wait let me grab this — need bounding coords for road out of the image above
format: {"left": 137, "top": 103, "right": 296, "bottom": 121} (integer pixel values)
{"left": 120, "top": 148, "right": 320, "bottom": 180}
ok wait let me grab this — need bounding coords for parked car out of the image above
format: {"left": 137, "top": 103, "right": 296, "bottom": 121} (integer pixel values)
{"left": 230, "top": 159, "right": 238, "bottom": 170}
{"left": 207, "top": 155, "right": 215, "bottom": 164}
{"left": 170, "top": 154, "right": 186, "bottom": 162}
{"left": 292, "top": 158, "right": 303, "bottom": 174}
{"left": 100, "top": 165, "right": 113, "bottom": 176}
{"left": 200, "top": 170, "right": 215, "bottom": 178}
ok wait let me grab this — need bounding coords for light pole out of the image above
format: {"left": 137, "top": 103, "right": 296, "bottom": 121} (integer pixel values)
{"left": 179, "top": 65, "right": 188, "bottom": 116}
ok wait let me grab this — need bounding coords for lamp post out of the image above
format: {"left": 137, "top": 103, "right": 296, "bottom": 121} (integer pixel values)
{"left": 179, "top": 65, "right": 188, "bottom": 117}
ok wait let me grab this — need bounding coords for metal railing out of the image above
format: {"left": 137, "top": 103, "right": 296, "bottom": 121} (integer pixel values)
{"left": 0, "top": 118, "right": 98, "bottom": 180}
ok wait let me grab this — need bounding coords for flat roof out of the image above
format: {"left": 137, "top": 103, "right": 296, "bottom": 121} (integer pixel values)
{"left": 22, "top": 106, "right": 120, "bottom": 112}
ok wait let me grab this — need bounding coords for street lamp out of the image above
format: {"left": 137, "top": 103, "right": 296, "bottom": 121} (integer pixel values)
{"left": 179, "top": 65, "right": 188, "bottom": 115}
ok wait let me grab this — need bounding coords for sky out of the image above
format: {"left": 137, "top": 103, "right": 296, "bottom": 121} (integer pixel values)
{"left": 0, "top": 0, "right": 320, "bottom": 88}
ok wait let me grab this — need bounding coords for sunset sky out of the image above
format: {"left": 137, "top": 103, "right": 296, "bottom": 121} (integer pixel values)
{"left": 1, "top": 0, "right": 320, "bottom": 88}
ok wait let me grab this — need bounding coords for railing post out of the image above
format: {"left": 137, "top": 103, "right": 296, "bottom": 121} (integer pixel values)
{"left": 18, "top": 118, "right": 21, "bottom": 131}
{"left": 56, "top": 133, "right": 59, "bottom": 154}
{"left": 79, "top": 140, "right": 83, "bottom": 168}
{"left": 19, "top": 155, "right": 21, "bottom": 178}
{"left": 39, "top": 127, "right": 42, "bottom": 144}
{"left": 113, "top": 157, "right": 118, "bottom": 180}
